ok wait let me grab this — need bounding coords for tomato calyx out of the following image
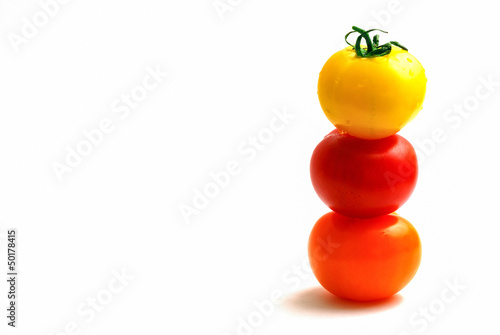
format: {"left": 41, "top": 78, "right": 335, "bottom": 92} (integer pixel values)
{"left": 345, "top": 26, "right": 408, "bottom": 58}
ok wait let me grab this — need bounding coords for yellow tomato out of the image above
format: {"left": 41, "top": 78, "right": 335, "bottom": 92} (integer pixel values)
{"left": 317, "top": 45, "right": 427, "bottom": 139}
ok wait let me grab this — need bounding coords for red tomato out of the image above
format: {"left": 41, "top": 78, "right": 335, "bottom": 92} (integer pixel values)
{"left": 308, "top": 211, "right": 422, "bottom": 301}
{"left": 310, "top": 129, "right": 418, "bottom": 218}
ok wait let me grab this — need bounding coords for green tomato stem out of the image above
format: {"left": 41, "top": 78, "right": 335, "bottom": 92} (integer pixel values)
{"left": 344, "top": 26, "right": 408, "bottom": 58}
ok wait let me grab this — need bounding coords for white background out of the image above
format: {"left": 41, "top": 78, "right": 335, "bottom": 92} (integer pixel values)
{"left": 1, "top": 0, "right": 499, "bottom": 334}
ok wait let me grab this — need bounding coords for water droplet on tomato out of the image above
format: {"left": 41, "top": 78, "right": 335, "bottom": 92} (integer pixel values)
{"left": 409, "top": 69, "right": 414, "bottom": 76}
{"left": 407, "top": 58, "right": 413, "bottom": 63}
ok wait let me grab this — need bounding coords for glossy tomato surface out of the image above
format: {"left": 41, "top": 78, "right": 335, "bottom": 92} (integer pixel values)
{"left": 308, "top": 211, "right": 422, "bottom": 301}
{"left": 310, "top": 129, "right": 418, "bottom": 218}
{"left": 317, "top": 46, "right": 426, "bottom": 139}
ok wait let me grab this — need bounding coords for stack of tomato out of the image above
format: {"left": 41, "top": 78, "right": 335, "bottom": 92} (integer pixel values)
{"left": 308, "top": 27, "right": 427, "bottom": 301}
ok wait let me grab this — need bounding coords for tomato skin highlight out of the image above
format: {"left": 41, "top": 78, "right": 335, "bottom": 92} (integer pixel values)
{"left": 308, "top": 211, "right": 422, "bottom": 302}
{"left": 310, "top": 129, "right": 418, "bottom": 218}
{"left": 317, "top": 46, "right": 427, "bottom": 140}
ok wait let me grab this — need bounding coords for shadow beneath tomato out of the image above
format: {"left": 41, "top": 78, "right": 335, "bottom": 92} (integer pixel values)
{"left": 282, "top": 286, "right": 403, "bottom": 316}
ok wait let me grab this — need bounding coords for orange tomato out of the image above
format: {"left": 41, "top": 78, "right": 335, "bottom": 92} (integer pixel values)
{"left": 308, "top": 211, "right": 421, "bottom": 301}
